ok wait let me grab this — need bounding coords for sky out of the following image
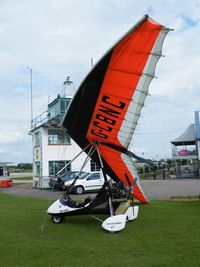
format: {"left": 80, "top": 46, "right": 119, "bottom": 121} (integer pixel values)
{"left": 0, "top": 0, "right": 200, "bottom": 164}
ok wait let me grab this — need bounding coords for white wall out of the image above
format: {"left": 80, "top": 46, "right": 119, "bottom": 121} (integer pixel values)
{"left": 40, "top": 127, "right": 91, "bottom": 176}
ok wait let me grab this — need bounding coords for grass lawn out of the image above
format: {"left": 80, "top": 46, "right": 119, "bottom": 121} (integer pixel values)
{"left": 0, "top": 193, "right": 199, "bottom": 267}
{"left": 11, "top": 176, "right": 33, "bottom": 180}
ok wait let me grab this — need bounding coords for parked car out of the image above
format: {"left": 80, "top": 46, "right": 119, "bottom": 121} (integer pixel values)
{"left": 64, "top": 171, "right": 106, "bottom": 194}
{"left": 49, "top": 171, "right": 88, "bottom": 190}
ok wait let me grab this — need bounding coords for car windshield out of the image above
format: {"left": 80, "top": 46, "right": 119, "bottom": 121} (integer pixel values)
{"left": 59, "top": 171, "right": 89, "bottom": 181}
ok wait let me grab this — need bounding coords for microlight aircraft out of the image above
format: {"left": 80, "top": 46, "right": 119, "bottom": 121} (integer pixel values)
{"left": 47, "top": 15, "right": 171, "bottom": 232}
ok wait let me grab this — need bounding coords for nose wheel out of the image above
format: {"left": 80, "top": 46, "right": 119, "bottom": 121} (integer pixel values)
{"left": 52, "top": 214, "right": 64, "bottom": 224}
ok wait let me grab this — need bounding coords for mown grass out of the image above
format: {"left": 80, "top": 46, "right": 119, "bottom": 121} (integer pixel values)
{"left": 0, "top": 192, "right": 199, "bottom": 267}
{"left": 11, "top": 176, "right": 33, "bottom": 180}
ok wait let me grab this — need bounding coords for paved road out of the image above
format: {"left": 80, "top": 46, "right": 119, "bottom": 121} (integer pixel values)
{"left": 0, "top": 183, "right": 64, "bottom": 200}
{"left": 142, "top": 179, "right": 200, "bottom": 200}
{"left": 0, "top": 179, "right": 199, "bottom": 201}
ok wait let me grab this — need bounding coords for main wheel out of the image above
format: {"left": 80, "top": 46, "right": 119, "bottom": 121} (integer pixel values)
{"left": 75, "top": 186, "right": 84, "bottom": 195}
{"left": 52, "top": 214, "right": 63, "bottom": 224}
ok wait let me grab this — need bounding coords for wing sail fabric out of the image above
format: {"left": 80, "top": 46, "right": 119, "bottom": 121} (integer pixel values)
{"left": 98, "top": 143, "right": 148, "bottom": 203}
{"left": 62, "top": 15, "right": 170, "bottom": 203}
{"left": 86, "top": 17, "right": 169, "bottom": 147}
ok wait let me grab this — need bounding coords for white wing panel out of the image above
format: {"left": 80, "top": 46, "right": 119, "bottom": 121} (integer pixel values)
{"left": 118, "top": 28, "right": 169, "bottom": 147}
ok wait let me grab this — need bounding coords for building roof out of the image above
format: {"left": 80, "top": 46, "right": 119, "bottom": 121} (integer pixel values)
{"left": 171, "top": 124, "right": 196, "bottom": 146}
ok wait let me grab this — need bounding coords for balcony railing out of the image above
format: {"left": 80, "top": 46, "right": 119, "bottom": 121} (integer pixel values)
{"left": 31, "top": 111, "right": 49, "bottom": 130}
{"left": 31, "top": 111, "right": 65, "bottom": 131}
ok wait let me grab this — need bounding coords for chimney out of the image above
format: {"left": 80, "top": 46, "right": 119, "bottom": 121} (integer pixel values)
{"left": 63, "top": 76, "right": 74, "bottom": 98}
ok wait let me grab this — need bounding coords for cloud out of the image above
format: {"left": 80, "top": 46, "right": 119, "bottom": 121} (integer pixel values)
{"left": 181, "top": 14, "right": 199, "bottom": 29}
{"left": 12, "top": 87, "right": 27, "bottom": 95}
{"left": 0, "top": 131, "right": 25, "bottom": 145}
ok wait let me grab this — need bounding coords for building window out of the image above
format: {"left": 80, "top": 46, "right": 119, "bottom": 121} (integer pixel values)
{"left": 49, "top": 161, "right": 71, "bottom": 176}
{"left": 34, "top": 131, "right": 40, "bottom": 146}
{"left": 48, "top": 129, "right": 70, "bottom": 145}
{"left": 48, "top": 99, "right": 71, "bottom": 118}
{"left": 60, "top": 99, "right": 70, "bottom": 113}
{"left": 49, "top": 101, "right": 60, "bottom": 118}
{"left": 34, "top": 162, "right": 40, "bottom": 176}
{"left": 90, "top": 160, "right": 100, "bottom": 172}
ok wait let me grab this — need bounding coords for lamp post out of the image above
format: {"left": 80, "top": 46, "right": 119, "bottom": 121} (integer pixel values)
{"left": 142, "top": 152, "right": 145, "bottom": 174}
{"left": 27, "top": 66, "right": 33, "bottom": 129}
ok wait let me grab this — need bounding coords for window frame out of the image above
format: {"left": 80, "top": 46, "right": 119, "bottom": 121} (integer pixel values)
{"left": 34, "top": 131, "right": 40, "bottom": 147}
{"left": 48, "top": 128, "right": 71, "bottom": 145}
{"left": 34, "top": 161, "right": 40, "bottom": 176}
{"left": 49, "top": 160, "right": 71, "bottom": 176}
{"left": 90, "top": 160, "right": 100, "bottom": 172}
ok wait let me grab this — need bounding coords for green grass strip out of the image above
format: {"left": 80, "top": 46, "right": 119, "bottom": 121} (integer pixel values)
{"left": 0, "top": 193, "right": 199, "bottom": 267}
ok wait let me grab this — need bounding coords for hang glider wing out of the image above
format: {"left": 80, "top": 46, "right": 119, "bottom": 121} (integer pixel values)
{"left": 62, "top": 15, "right": 170, "bottom": 203}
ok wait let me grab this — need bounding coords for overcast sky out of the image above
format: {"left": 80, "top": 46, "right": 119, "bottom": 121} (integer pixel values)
{"left": 0, "top": 0, "right": 200, "bottom": 164}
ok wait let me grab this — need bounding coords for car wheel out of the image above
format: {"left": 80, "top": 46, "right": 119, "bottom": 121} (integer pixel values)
{"left": 75, "top": 186, "right": 84, "bottom": 195}
{"left": 52, "top": 214, "right": 63, "bottom": 224}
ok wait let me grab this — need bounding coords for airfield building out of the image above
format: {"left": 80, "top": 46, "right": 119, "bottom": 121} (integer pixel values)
{"left": 30, "top": 77, "right": 99, "bottom": 186}
{"left": 171, "top": 111, "right": 200, "bottom": 178}
{"left": 0, "top": 162, "right": 10, "bottom": 177}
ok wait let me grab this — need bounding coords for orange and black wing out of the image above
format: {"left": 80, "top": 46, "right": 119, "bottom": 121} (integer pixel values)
{"left": 62, "top": 15, "right": 170, "bottom": 203}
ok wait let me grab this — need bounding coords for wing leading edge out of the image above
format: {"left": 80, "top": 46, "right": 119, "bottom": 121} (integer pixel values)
{"left": 62, "top": 15, "right": 170, "bottom": 203}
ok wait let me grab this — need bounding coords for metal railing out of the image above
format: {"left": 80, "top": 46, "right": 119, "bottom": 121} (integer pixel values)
{"left": 32, "top": 111, "right": 49, "bottom": 129}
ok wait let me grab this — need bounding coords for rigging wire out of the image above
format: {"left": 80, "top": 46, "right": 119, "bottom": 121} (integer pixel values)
{"left": 40, "top": 186, "right": 55, "bottom": 239}
{"left": 135, "top": 127, "right": 186, "bottom": 135}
